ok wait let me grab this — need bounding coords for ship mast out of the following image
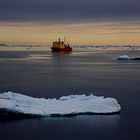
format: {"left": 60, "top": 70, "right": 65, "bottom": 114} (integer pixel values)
{"left": 58, "top": 38, "right": 61, "bottom": 42}
{"left": 64, "top": 37, "right": 66, "bottom": 44}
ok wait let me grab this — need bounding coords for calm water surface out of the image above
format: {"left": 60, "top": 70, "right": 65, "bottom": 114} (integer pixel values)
{"left": 0, "top": 49, "right": 140, "bottom": 140}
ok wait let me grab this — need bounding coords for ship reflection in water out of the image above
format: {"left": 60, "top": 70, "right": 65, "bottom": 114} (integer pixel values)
{"left": 51, "top": 51, "right": 72, "bottom": 65}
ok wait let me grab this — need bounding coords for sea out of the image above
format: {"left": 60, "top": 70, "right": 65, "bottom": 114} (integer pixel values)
{"left": 0, "top": 46, "right": 140, "bottom": 140}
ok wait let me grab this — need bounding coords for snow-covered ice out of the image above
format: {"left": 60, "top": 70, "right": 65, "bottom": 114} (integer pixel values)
{"left": 0, "top": 92, "right": 121, "bottom": 117}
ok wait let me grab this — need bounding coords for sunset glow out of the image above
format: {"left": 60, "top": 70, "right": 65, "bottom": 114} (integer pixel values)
{"left": 0, "top": 21, "right": 140, "bottom": 45}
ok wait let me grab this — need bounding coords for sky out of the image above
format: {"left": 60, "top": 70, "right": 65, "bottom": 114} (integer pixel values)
{"left": 0, "top": 0, "right": 140, "bottom": 45}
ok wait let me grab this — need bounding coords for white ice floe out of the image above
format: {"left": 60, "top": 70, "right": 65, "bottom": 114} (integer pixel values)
{"left": 115, "top": 55, "right": 131, "bottom": 60}
{"left": 115, "top": 55, "right": 140, "bottom": 60}
{"left": 0, "top": 92, "right": 121, "bottom": 117}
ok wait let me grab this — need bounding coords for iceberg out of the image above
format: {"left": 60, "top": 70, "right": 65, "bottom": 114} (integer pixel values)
{"left": 0, "top": 92, "right": 121, "bottom": 118}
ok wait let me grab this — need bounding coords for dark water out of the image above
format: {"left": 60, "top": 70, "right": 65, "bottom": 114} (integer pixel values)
{"left": 0, "top": 49, "right": 140, "bottom": 140}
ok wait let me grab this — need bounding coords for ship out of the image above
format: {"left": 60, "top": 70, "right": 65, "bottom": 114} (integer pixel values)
{"left": 51, "top": 38, "right": 72, "bottom": 52}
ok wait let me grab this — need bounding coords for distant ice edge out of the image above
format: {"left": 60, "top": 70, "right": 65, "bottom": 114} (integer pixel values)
{"left": 0, "top": 92, "right": 121, "bottom": 118}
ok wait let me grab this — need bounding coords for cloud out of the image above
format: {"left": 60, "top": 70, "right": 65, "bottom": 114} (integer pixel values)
{"left": 0, "top": 0, "right": 140, "bottom": 23}
{"left": 1, "top": 20, "right": 140, "bottom": 35}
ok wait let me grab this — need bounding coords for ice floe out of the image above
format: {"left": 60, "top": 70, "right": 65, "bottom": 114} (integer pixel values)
{"left": 0, "top": 92, "right": 121, "bottom": 117}
{"left": 115, "top": 55, "right": 140, "bottom": 60}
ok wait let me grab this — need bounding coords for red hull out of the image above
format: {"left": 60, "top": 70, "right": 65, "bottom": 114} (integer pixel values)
{"left": 51, "top": 47, "right": 72, "bottom": 52}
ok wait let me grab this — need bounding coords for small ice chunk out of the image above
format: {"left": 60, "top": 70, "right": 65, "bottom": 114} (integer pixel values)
{"left": 116, "top": 55, "right": 131, "bottom": 60}
{"left": 114, "top": 55, "right": 140, "bottom": 61}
